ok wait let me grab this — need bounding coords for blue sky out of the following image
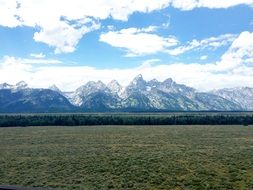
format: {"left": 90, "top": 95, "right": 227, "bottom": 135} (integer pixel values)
{"left": 0, "top": 0, "right": 253, "bottom": 91}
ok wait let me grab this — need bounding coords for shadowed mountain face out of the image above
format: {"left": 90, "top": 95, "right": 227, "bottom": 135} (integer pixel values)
{"left": 0, "top": 75, "right": 251, "bottom": 112}
{"left": 0, "top": 83, "right": 75, "bottom": 112}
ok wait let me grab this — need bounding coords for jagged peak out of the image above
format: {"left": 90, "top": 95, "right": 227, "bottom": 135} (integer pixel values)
{"left": 147, "top": 79, "right": 160, "bottom": 88}
{"left": 150, "top": 79, "right": 158, "bottom": 82}
{"left": 108, "top": 79, "right": 119, "bottom": 85}
{"left": 107, "top": 80, "right": 122, "bottom": 93}
{"left": 163, "top": 78, "right": 173, "bottom": 85}
{"left": 213, "top": 86, "right": 252, "bottom": 92}
{"left": 85, "top": 81, "right": 95, "bottom": 85}
{"left": 130, "top": 74, "right": 146, "bottom": 85}
{"left": 126, "top": 74, "right": 147, "bottom": 92}
{"left": 0, "top": 78, "right": 252, "bottom": 111}
{"left": 133, "top": 74, "right": 143, "bottom": 80}
{"left": 97, "top": 80, "right": 105, "bottom": 86}
{"left": 107, "top": 80, "right": 121, "bottom": 87}
{"left": 76, "top": 80, "right": 106, "bottom": 93}
{"left": 16, "top": 80, "right": 28, "bottom": 86}
{"left": 228, "top": 86, "right": 252, "bottom": 91}
{"left": 0, "top": 82, "right": 11, "bottom": 86}
{"left": 49, "top": 84, "right": 61, "bottom": 92}
{"left": 0, "top": 82, "right": 13, "bottom": 89}
{"left": 15, "top": 81, "right": 28, "bottom": 89}
{"left": 84, "top": 80, "right": 105, "bottom": 87}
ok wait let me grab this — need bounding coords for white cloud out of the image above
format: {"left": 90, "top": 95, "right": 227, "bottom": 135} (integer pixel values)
{"left": 200, "top": 55, "right": 208, "bottom": 60}
{"left": 100, "top": 27, "right": 178, "bottom": 56}
{"left": 0, "top": 0, "right": 21, "bottom": 27}
{"left": 171, "top": 0, "right": 253, "bottom": 10}
{"left": 2, "top": 56, "right": 62, "bottom": 65}
{"left": 100, "top": 29, "right": 236, "bottom": 57}
{"left": 0, "top": 0, "right": 171, "bottom": 53}
{"left": 0, "top": 32, "right": 253, "bottom": 91}
{"left": 33, "top": 19, "right": 100, "bottom": 54}
{"left": 217, "top": 31, "right": 253, "bottom": 70}
{"left": 107, "top": 25, "right": 115, "bottom": 31}
{"left": 1, "top": 0, "right": 252, "bottom": 54}
{"left": 167, "top": 34, "right": 237, "bottom": 56}
{"left": 30, "top": 53, "right": 46, "bottom": 59}
{"left": 20, "top": 59, "right": 62, "bottom": 65}
{"left": 139, "top": 26, "right": 159, "bottom": 33}
{"left": 0, "top": 56, "right": 252, "bottom": 92}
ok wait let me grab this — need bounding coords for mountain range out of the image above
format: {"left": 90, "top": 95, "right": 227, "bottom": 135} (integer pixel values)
{"left": 0, "top": 75, "right": 252, "bottom": 112}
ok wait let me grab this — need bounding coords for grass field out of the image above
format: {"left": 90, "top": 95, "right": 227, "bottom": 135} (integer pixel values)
{"left": 0, "top": 126, "right": 253, "bottom": 190}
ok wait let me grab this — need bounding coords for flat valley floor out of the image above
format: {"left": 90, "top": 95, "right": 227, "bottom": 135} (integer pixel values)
{"left": 0, "top": 125, "right": 253, "bottom": 190}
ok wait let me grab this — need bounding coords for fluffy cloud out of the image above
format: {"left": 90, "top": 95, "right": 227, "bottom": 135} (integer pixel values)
{"left": 0, "top": 31, "right": 252, "bottom": 91}
{"left": 171, "top": 0, "right": 253, "bottom": 10}
{"left": 1, "top": 56, "right": 62, "bottom": 66}
{"left": 0, "top": 56, "right": 62, "bottom": 88}
{"left": 30, "top": 53, "right": 46, "bottom": 59}
{"left": 100, "top": 27, "right": 178, "bottom": 56}
{"left": 218, "top": 31, "right": 253, "bottom": 70}
{"left": 100, "top": 29, "right": 236, "bottom": 56}
{"left": 200, "top": 55, "right": 208, "bottom": 60}
{"left": 0, "top": 57, "right": 252, "bottom": 92}
{"left": 1, "top": 0, "right": 252, "bottom": 54}
{"left": 0, "top": 0, "right": 170, "bottom": 53}
{"left": 0, "top": 0, "right": 20, "bottom": 27}
{"left": 33, "top": 19, "right": 100, "bottom": 54}
{"left": 167, "top": 34, "right": 237, "bottom": 56}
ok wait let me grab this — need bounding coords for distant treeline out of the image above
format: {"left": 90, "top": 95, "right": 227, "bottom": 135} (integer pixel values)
{"left": 0, "top": 113, "right": 253, "bottom": 127}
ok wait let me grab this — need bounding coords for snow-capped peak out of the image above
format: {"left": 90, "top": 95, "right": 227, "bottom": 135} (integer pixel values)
{"left": 86, "top": 81, "right": 105, "bottom": 88}
{"left": 129, "top": 74, "right": 146, "bottom": 87}
{"left": 0, "top": 76, "right": 252, "bottom": 111}
{"left": 75, "top": 81, "right": 107, "bottom": 97}
{"left": 107, "top": 80, "right": 122, "bottom": 94}
{"left": 0, "top": 83, "right": 13, "bottom": 89}
{"left": 0, "top": 81, "right": 28, "bottom": 91}
{"left": 49, "top": 85, "right": 61, "bottom": 93}
{"left": 96, "top": 80, "right": 106, "bottom": 88}
{"left": 150, "top": 79, "right": 158, "bottom": 83}
{"left": 132, "top": 74, "right": 143, "bottom": 82}
{"left": 148, "top": 79, "right": 160, "bottom": 87}
{"left": 163, "top": 78, "right": 173, "bottom": 85}
{"left": 211, "top": 87, "right": 253, "bottom": 110}
{"left": 14, "top": 81, "right": 28, "bottom": 90}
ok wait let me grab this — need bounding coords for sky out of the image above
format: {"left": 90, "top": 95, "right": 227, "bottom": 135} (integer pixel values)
{"left": 0, "top": 0, "right": 253, "bottom": 91}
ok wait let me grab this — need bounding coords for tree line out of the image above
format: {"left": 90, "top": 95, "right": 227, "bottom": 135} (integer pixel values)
{"left": 0, "top": 113, "right": 253, "bottom": 127}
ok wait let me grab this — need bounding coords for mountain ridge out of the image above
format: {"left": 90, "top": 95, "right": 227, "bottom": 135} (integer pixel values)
{"left": 0, "top": 75, "right": 252, "bottom": 112}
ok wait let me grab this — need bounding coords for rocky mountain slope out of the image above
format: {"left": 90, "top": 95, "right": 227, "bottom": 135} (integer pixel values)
{"left": 0, "top": 75, "right": 251, "bottom": 112}
{"left": 211, "top": 87, "right": 253, "bottom": 110}
{"left": 0, "top": 82, "right": 75, "bottom": 112}
{"left": 63, "top": 75, "right": 244, "bottom": 111}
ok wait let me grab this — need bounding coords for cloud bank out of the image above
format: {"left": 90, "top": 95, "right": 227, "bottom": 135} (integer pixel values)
{"left": 100, "top": 28, "right": 236, "bottom": 56}
{"left": 0, "top": 0, "right": 170, "bottom": 53}
{"left": 100, "top": 27, "right": 178, "bottom": 57}
{"left": 0, "top": 31, "right": 252, "bottom": 91}
{"left": 0, "top": 0, "right": 253, "bottom": 53}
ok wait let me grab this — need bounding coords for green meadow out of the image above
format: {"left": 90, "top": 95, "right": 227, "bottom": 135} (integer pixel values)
{"left": 0, "top": 125, "right": 253, "bottom": 189}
